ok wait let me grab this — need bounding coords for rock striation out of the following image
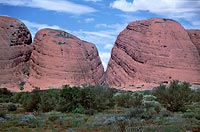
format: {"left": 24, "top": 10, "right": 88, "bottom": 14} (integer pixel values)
{"left": 187, "top": 30, "right": 200, "bottom": 55}
{"left": 26, "top": 28, "right": 104, "bottom": 90}
{"left": 106, "top": 18, "right": 200, "bottom": 90}
{"left": 0, "top": 16, "right": 32, "bottom": 91}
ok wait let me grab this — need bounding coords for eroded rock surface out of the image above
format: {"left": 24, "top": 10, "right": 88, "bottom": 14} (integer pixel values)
{"left": 187, "top": 30, "right": 200, "bottom": 55}
{"left": 26, "top": 29, "right": 104, "bottom": 90}
{"left": 0, "top": 16, "right": 32, "bottom": 91}
{"left": 106, "top": 18, "right": 200, "bottom": 90}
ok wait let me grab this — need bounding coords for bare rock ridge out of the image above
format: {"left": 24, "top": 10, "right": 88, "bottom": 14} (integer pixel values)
{"left": 187, "top": 30, "right": 200, "bottom": 56}
{"left": 1, "top": 16, "right": 200, "bottom": 91}
{"left": 0, "top": 16, "right": 32, "bottom": 91}
{"left": 106, "top": 18, "right": 200, "bottom": 90}
{"left": 26, "top": 28, "right": 104, "bottom": 90}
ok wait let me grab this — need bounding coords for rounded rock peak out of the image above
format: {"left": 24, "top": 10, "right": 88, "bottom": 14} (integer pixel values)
{"left": 127, "top": 18, "right": 181, "bottom": 27}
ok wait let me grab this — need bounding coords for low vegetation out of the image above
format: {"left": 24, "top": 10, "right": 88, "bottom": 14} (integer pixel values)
{"left": 0, "top": 80, "right": 199, "bottom": 132}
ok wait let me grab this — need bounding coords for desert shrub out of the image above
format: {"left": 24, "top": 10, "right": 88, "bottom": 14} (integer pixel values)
{"left": 153, "top": 80, "right": 192, "bottom": 112}
{"left": 128, "top": 107, "right": 156, "bottom": 120}
{"left": 127, "top": 92, "right": 163, "bottom": 120}
{"left": 113, "top": 92, "right": 133, "bottom": 108}
{"left": 72, "top": 105, "right": 86, "bottom": 114}
{"left": 89, "top": 86, "right": 116, "bottom": 111}
{"left": 113, "top": 91, "right": 144, "bottom": 108}
{"left": 13, "top": 88, "right": 59, "bottom": 112}
{"left": 57, "top": 85, "right": 117, "bottom": 113}
{"left": 142, "top": 90, "right": 153, "bottom": 95}
{"left": 191, "top": 89, "right": 200, "bottom": 102}
{"left": 7, "top": 103, "right": 17, "bottom": 111}
{"left": 142, "top": 100, "right": 160, "bottom": 109}
{"left": 142, "top": 94, "right": 162, "bottom": 113}
{"left": 186, "top": 102, "right": 200, "bottom": 120}
{"left": 195, "top": 113, "right": 200, "bottom": 120}
{"left": 182, "top": 112, "right": 195, "bottom": 118}
{"left": 128, "top": 107, "right": 144, "bottom": 118}
{"left": 57, "top": 85, "right": 95, "bottom": 113}
{"left": 57, "top": 85, "right": 78, "bottom": 112}
{"left": 0, "top": 88, "right": 12, "bottom": 95}
{"left": 143, "top": 95, "right": 156, "bottom": 101}
{"left": 128, "top": 106, "right": 159, "bottom": 120}
{"left": 39, "top": 89, "right": 59, "bottom": 112}
{"left": 159, "top": 110, "right": 172, "bottom": 117}
{"left": 142, "top": 101, "right": 162, "bottom": 119}
{"left": 0, "top": 110, "right": 6, "bottom": 118}
{"left": 48, "top": 115, "right": 60, "bottom": 122}
{"left": 78, "top": 87, "right": 96, "bottom": 109}
{"left": 11, "top": 92, "right": 29, "bottom": 104}
{"left": 19, "top": 81, "right": 25, "bottom": 91}
{"left": 131, "top": 92, "right": 143, "bottom": 107}
{"left": 0, "top": 88, "right": 13, "bottom": 103}
{"left": 22, "top": 88, "right": 41, "bottom": 112}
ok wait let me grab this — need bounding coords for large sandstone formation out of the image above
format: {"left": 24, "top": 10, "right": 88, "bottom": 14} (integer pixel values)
{"left": 106, "top": 18, "right": 200, "bottom": 90}
{"left": 0, "top": 16, "right": 32, "bottom": 91}
{"left": 187, "top": 30, "right": 200, "bottom": 55}
{"left": 26, "top": 29, "right": 104, "bottom": 90}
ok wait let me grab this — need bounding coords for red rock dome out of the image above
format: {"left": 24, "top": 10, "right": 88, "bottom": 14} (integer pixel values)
{"left": 106, "top": 18, "right": 200, "bottom": 90}
{"left": 26, "top": 28, "right": 104, "bottom": 90}
{"left": 0, "top": 16, "right": 32, "bottom": 91}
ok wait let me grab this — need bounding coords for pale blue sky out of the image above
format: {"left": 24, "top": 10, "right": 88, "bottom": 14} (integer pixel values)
{"left": 0, "top": 0, "right": 199, "bottom": 69}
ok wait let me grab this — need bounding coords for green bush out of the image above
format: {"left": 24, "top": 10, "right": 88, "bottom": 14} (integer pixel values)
{"left": 89, "top": 86, "right": 116, "bottom": 111}
{"left": 72, "top": 105, "right": 86, "bottom": 114}
{"left": 143, "top": 95, "right": 156, "bottom": 101}
{"left": 0, "top": 110, "right": 6, "bottom": 118}
{"left": 7, "top": 103, "right": 17, "bottom": 111}
{"left": 39, "top": 89, "right": 59, "bottom": 112}
{"left": 22, "top": 88, "right": 41, "bottom": 112}
{"left": 57, "top": 85, "right": 96, "bottom": 112}
{"left": 0, "top": 88, "right": 13, "bottom": 103}
{"left": 128, "top": 107, "right": 144, "bottom": 118}
{"left": 48, "top": 115, "right": 60, "bottom": 122}
{"left": 131, "top": 92, "right": 143, "bottom": 107}
{"left": 160, "top": 110, "right": 172, "bottom": 117}
{"left": 127, "top": 91, "right": 163, "bottom": 120}
{"left": 192, "top": 89, "right": 200, "bottom": 102}
{"left": 19, "top": 81, "right": 25, "bottom": 91}
{"left": 153, "top": 80, "right": 192, "bottom": 112}
{"left": 11, "top": 92, "right": 29, "bottom": 104}
{"left": 113, "top": 92, "right": 133, "bottom": 108}
{"left": 182, "top": 112, "right": 195, "bottom": 118}
{"left": 56, "top": 85, "right": 117, "bottom": 112}
{"left": 113, "top": 91, "right": 144, "bottom": 108}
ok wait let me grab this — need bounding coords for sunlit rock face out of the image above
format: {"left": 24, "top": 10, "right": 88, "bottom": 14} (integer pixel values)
{"left": 26, "top": 28, "right": 104, "bottom": 90}
{"left": 187, "top": 29, "right": 200, "bottom": 56}
{"left": 0, "top": 16, "right": 32, "bottom": 91}
{"left": 106, "top": 18, "right": 200, "bottom": 90}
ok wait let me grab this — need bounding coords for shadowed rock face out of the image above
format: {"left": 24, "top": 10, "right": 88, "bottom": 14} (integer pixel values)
{"left": 106, "top": 18, "right": 200, "bottom": 90}
{"left": 0, "top": 16, "right": 32, "bottom": 91}
{"left": 187, "top": 30, "right": 200, "bottom": 56}
{"left": 26, "top": 29, "right": 104, "bottom": 90}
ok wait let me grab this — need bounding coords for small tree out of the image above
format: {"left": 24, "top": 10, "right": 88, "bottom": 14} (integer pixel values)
{"left": 7, "top": 103, "right": 17, "bottom": 111}
{"left": 153, "top": 80, "right": 192, "bottom": 112}
{"left": 19, "top": 81, "right": 25, "bottom": 91}
{"left": 39, "top": 89, "right": 59, "bottom": 112}
{"left": 23, "top": 87, "right": 41, "bottom": 112}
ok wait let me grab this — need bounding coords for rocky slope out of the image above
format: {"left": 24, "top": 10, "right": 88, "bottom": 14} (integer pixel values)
{"left": 106, "top": 18, "right": 200, "bottom": 90}
{"left": 187, "top": 30, "right": 200, "bottom": 55}
{"left": 26, "top": 29, "right": 104, "bottom": 90}
{"left": 0, "top": 16, "right": 32, "bottom": 91}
